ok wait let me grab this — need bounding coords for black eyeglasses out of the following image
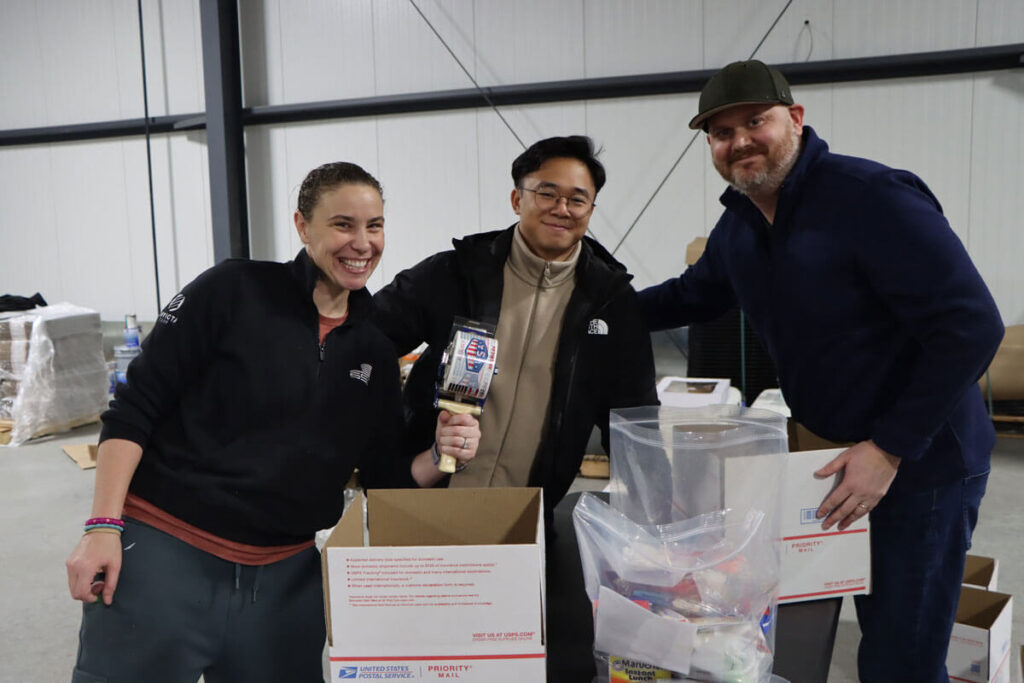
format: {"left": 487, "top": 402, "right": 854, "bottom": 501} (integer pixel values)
{"left": 519, "top": 187, "right": 595, "bottom": 217}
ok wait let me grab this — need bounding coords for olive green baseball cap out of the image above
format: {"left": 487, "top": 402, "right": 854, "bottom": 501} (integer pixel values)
{"left": 689, "top": 60, "right": 793, "bottom": 131}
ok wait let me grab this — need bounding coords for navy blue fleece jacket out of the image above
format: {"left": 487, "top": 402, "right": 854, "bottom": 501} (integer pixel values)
{"left": 639, "top": 127, "right": 1003, "bottom": 491}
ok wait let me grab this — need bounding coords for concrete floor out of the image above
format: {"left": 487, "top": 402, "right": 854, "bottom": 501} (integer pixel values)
{"left": 3, "top": 421, "right": 1023, "bottom": 682}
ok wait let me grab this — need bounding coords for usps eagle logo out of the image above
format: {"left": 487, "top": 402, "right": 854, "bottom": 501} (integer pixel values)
{"left": 464, "top": 336, "right": 489, "bottom": 373}
{"left": 338, "top": 666, "right": 358, "bottom": 678}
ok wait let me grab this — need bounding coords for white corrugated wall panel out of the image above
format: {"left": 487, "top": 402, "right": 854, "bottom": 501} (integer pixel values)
{"left": 145, "top": 0, "right": 204, "bottom": 115}
{"left": 582, "top": 0, "right": 703, "bottom": 76}
{"left": 0, "top": 1, "right": 48, "bottom": 128}
{"left": 373, "top": 0, "right": 477, "bottom": 94}
{"left": 704, "top": 0, "right": 835, "bottom": 67}
{"left": 0, "top": 0, "right": 202, "bottom": 126}
{"left": 584, "top": 94, "right": 704, "bottom": 289}
{"left": 374, "top": 110, "right": 480, "bottom": 289}
{"left": 967, "top": 71, "right": 1024, "bottom": 324}
{"left": 472, "top": 0, "right": 585, "bottom": 84}
{"left": 0, "top": 146, "right": 65, "bottom": 300}
{"left": 0, "top": 1, "right": 141, "bottom": 127}
{"left": 832, "top": 0, "right": 977, "bottom": 56}
{"left": 976, "top": 0, "right": 1024, "bottom": 45}
{"left": 244, "top": 0, "right": 378, "bottom": 106}
{"left": 829, "top": 75, "right": 974, "bottom": 245}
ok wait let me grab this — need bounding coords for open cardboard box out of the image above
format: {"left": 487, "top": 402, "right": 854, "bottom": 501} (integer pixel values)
{"left": 947, "top": 585, "right": 1012, "bottom": 683}
{"left": 963, "top": 555, "right": 999, "bottom": 591}
{"left": 323, "top": 487, "right": 545, "bottom": 682}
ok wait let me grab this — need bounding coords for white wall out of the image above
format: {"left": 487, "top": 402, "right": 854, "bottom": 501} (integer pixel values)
{"left": 1, "top": 0, "right": 1022, "bottom": 324}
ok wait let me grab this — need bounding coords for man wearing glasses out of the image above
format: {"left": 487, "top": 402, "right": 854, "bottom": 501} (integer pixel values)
{"left": 373, "top": 135, "right": 658, "bottom": 519}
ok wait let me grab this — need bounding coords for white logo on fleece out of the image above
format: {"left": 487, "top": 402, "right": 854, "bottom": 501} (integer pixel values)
{"left": 349, "top": 363, "right": 372, "bottom": 385}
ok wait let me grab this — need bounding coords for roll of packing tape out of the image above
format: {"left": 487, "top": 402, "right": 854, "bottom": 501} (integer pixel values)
{"left": 442, "top": 331, "right": 498, "bottom": 400}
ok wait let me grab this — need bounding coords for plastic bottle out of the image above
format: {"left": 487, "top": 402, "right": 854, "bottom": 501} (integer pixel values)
{"left": 124, "top": 314, "right": 140, "bottom": 348}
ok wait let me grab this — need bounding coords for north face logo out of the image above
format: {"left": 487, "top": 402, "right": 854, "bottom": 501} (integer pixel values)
{"left": 587, "top": 319, "right": 608, "bottom": 335}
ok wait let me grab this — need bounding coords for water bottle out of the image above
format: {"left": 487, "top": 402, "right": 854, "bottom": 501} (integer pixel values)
{"left": 115, "top": 314, "right": 142, "bottom": 386}
{"left": 124, "top": 314, "right": 140, "bottom": 348}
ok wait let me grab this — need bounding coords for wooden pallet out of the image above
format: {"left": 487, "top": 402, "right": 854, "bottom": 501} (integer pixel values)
{"left": 993, "top": 414, "right": 1024, "bottom": 439}
{"left": 0, "top": 414, "right": 99, "bottom": 446}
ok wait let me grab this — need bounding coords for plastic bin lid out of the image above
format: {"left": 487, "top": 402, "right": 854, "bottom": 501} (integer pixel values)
{"left": 609, "top": 404, "right": 787, "bottom": 449}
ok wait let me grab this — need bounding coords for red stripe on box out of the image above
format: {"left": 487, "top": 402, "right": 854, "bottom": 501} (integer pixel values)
{"left": 331, "top": 653, "right": 545, "bottom": 662}
{"left": 784, "top": 528, "right": 868, "bottom": 541}
{"left": 780, "top": 585, "right": 867, "bottom": 601}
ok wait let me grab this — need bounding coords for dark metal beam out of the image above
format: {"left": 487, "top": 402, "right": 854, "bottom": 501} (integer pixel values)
{"left": 0, "top": 114, "right": 202, "bottom": 147}
{"left": 244, "top": 43, "right": 1024, "bottom": 125}
{"left": 2, "top": 43, "right": 1021, "bottom": 147}
{"left": 199, "top": 0, "right": 248, "bottom": 260}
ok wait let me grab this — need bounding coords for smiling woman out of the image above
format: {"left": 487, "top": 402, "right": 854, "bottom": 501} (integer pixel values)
{"left": 294, "top": 163, "right": 386, "bottom": 318}
{"left": 64, "top": 161, "right": 420, "bottom": 682}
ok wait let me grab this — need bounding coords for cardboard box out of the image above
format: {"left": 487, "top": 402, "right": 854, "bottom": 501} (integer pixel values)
{"left": 979, "top": 325, "right": 1024, "bottom": 400}
{"left": 684, "top": 237, "right": 708, "bottom": 266}
{"left": 964, "top": 555, "right": 999, "bottom": 591}
{"left": 947, "top": 586, "right": 1012, "bottom": 683}
{"left": 0, "top": 315, "right": 32, "bottom": 341}
{"left": 721, "top": 446, "right": 869, "bottom": 604}
{"left": 656, "top": 376, "right": 730, "bottom": 408}
{"left": 323, "top": 487, "right": 546, "bottom": 682}
{"left": 777, "top": 448, "right": 870, "bottom": 603}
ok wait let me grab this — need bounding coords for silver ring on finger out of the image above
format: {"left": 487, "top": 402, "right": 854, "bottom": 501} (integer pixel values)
{"left": 857, "top": 503, "right": 869, "bottom": 511}
{"left": 462, "top": 437, "right": 469, "bottom": 449}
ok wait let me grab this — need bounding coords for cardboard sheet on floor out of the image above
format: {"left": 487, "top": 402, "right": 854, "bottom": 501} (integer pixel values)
{"left": 62, "top": 443, "right": 98, "bottom": 469}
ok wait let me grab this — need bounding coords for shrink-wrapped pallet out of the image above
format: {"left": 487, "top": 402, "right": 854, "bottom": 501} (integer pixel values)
{"left": 0, "top": 303, "right": 108, "bottom": 446}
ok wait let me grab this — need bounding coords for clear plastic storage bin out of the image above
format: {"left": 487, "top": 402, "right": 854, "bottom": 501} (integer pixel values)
{"left": 609, "top": 404, "right": 787, "bottom": 536}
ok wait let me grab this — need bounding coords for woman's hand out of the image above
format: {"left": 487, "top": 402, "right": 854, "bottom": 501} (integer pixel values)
{"left": 435, "top": 410, "right": 482, "bottom": 469}
{"left": 67, "top": 532, "right": 123, "bottom": 605}
{"left": 410, "top": 410, "right": 483, "bottom": 487}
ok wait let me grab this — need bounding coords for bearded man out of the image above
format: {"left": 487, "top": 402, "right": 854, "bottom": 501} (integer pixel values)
{"left": 638, "top": 60, "right": 1003, "bottom": 682}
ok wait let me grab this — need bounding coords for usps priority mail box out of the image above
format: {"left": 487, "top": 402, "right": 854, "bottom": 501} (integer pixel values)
{"left": 947, "top": 586, "right": 1012, "bottom": 683}
{"left": 777, "top": 448, "right": 871, "bottom": 603}
{"left": 323, "top": 487, "right": 545, "bottom": 682}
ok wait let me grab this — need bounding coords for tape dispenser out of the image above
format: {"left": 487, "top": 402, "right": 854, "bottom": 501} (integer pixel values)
{"left": 434, "top": 317, "right": 499, "bottom": 473}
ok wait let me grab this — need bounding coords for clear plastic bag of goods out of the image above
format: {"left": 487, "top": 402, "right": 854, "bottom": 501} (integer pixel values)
{"left": 0, "top": 303, "right": 109, "bottom": 446}
{"left": 573, "top": 493, "right": 780, "bottom": 682}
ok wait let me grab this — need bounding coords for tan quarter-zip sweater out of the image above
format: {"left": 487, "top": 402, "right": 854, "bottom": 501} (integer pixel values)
{"left": 450, "top": 226, "right": 579, "bottom": 488}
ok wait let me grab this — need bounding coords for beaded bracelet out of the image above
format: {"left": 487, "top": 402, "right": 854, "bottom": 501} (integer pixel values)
{"left": 85, "top": 517, "right": 124, "bottom": 529}
{"left": 84, "top": 517, "right": 125, "bottom": 534}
